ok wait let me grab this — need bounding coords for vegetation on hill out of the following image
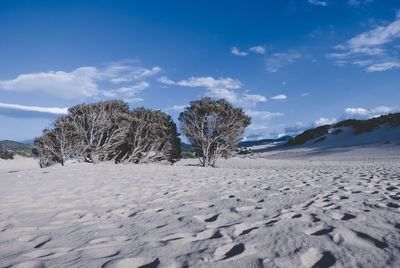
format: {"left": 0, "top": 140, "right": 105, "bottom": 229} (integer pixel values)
{"left": 0, "top": 145, "right": 14, "bottom": 159}
{"left": 285, "top": 125, "right": 331, "bottom": 147}
{"left": 0, "top": 140, "right": 32, "bottom": 157}
{"left": 333, "top": 113, "right": 400, "bottom": 134}
{"left": 238, "top": 136, "right": 292, "bottom": 147}
{"left": 285, "top": 113, "right": 400, "bottom": 147}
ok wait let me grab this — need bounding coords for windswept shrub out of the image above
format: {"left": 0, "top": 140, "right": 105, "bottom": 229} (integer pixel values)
{"left": 33, "top": 101, "right": 181, "bottom": 167}
{"left": 117, "top": 108, "right": 181, "bottom": 163}
{"left": 179, "top": 98, "right": 251, "bottom": 167}
{"left": 32, "top": 116, "right": 85, "bottom": 167}
{"left": 68, "top": 100, "right": 130, "bottom": 162}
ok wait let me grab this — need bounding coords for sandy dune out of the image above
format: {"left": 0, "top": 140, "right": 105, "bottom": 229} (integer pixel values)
{"left": 1, "top": 144, "right": 400, "bottom": 267}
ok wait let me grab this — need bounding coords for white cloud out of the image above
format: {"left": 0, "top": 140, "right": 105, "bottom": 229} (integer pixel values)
{"left": 248, "top": 124, "right": 270, "bottom": 131}
{"left": 353, "top": 59, "right": 373, "bottom": 66}
{"left": 365, "top": 62, "right": 400, "bottom": 72}
{"left": 249, "top": 46, "right": 266, "bottom": 54}
{"left": 158, "top": 76, "right": 267, "bottom": 107}
{"left": 344, "top": 106, "right": 400, "bottom": 119}
{"left": 271, "top": 94, "right": 287, "bottom": 100}
{"left": 0, "top": 102, "right": 68, "bottom": 114}
{"left": 314, "top": 117, "right": 337, "bottom": 126}
{"left": 348, "top": 19, "right": 400, "bottom": 49}
{"left": 245, "top": 110, "right": 284, "bottom": 120}
{"left": 0, "top": 63, "right": 161, "bottom": 100}
{"left": 308, "top": 0, "right": 327, "bottom": 6}
{"left": 162, "top": 76, "right": 242, "bottom": 89}
{"left": 231, "top": 46, "right": 266, "bottom": 56}
{"left": 102, "top": 81, "right": 149, "bottom": 102}
{"left": 231, "top": 47, "right": 248, "bottom": 56}
{"left": 266, "top": 52, "right": 301, "bottom": 72}
{"left": 0, "top": 67, "right": 100, "bottom": 99}
{"left": 344, "top": 107, "right": 370, "bottom": 118}
{"left": 164, "top": 105, "right": 187, "bottom": 112}
{"left": 329, "top": 12, "right": 400, "bottom": 71}
{"left": 301, "top": 92, "right": 310, "bottom": 97}
{"left": 109, "top": 66, "right": 161, "bottom": 83}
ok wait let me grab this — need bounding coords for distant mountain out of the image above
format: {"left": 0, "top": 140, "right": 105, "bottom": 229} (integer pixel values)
{"left": 181, "top": 142, "right": 193, "bottom": 153}
{"left": 0, "top": 140, "right": 32, "bottom": 157}
{"left": 285, "top": 113, "right": 400, "bottom": 147}
{"left": 20, "top": 139, "right": 34, "bottom": 144}
{"left": 238, "top": 136, "right": 292, "bottom": 147}
{"left": 180, "top": 136, "right": 292, "bottom": 152}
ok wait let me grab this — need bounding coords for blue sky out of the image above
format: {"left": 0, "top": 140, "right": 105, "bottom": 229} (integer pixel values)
{"left": 0, "top": 0, "right": 399, "bottom": 141}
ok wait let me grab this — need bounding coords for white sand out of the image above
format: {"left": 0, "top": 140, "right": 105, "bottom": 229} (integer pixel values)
{"left": 0, "top": 144, "right": 400, "bottom": 267}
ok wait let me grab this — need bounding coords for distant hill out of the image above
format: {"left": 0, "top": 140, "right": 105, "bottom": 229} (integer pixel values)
{"left": 238, "top": 136, "right": 292, "bottom": 147}
{"left": 285, "top": 113, "right": 400, "bottom": 147}
{"left": 180, "top": 136, "right": 292, "bottom": 152}
{"left": 181, "top": 142, "right": 193, "bottom": 153}
{"left": 0, "top": 140, "right": 32, "bottom": 157}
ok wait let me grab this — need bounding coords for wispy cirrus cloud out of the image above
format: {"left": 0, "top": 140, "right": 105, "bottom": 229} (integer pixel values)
{"left": 163, "top": 105, "right": 187, "bottom": 112}
{"left": 365, "top": 62, "right": 400, "bottom": 72}
{"left": 158, "top": 76, "right": 267, "bottom": 107}
{"left": 0, "top": 102, "right": 68, "bottom": 119}
{"left": 0, "top": 62, "right": 162, "bottom": 101}
{"left": 328, "top": 12, "right": 400, "bottom": 72}
{"left": 265, "top": 51, "right": 301, "bottom": 73}
{"left": 347, "top": 0, "right": 374, "bottom": 7}
{"left": 245, "top": 110, "right": 284, "bottom": 120}
{"left": 308, "top": 0, "right": 327, "bottom": 6}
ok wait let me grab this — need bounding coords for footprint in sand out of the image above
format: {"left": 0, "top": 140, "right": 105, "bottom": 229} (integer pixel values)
{"left": 12, "top": 261, "right": 44, "bottom": 268}
{"left": 387, "top": 202, "right": 400, "bottom": 208}
{"left": 305, "top": 225, "right": 334, "bottom": 236}
{"left": 232, "top": 222, "right": 261, "bottom": 237}
{"left": 265, "top": 219, "right": 279, "bottom": 227}
{"left": 23, "top": 249, "right": 55, "bottom": 258}
{"left": 330, "top": 212, "right": 356, "bottom": 221}
{"left": 194, "top": 229, "right": 223, "bottom": 240}
{"left": 29, "top": 236, "right": 52, "bottom": 249}
{"left": 300, "top": 248, "right": 336, "bottom": 268}
{"left": 213, "top": 243, "right": 246, "bottom": 260}
{"left": 80, "top": 246, "right": 120, "bottom": 259}
{"left": 160, "top": 232, "right": 192, "bottom": 245}
{"left": 88, "top": 236, "right": 131, "bottom": 245}
{"left": 194, "top": 214, "right": 220, "bottom": 223}
{"left": 102, "top": 257, "right": 160, "bottom": 268}
{"left": 352, "top": 230, "right": 388, "bottom": 249}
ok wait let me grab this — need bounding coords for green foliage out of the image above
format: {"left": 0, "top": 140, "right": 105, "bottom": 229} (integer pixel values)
{"left": 0, "top": 140, "right": 32, "bottom": 158}
{"left": 33, "top": 101, "right": 181, "bottom": 167}
{"left": 180, "top": 152, "right": 196, "bottom": 159}
{"left": 179, "top": 97, "right": 251, "bottom": 167}
{"left": 0, "top": 145, "right": 14, "bottom": 159}
{"left": 285, "top": 113, "right": 400, "bottom": 147}
{"left": 333, "top": 113, "right": 400, "bottom": 134}
{"left": 285, "top": 125, "right": 330, "bottom": 146}
{"left": 118, "top": 107, "right": 181, "bottom": 163}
